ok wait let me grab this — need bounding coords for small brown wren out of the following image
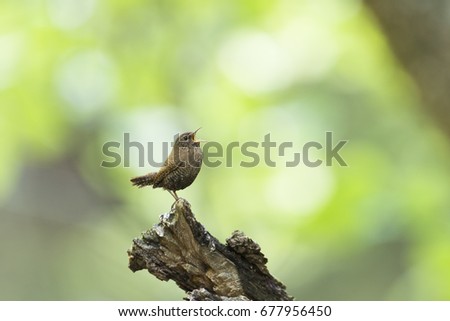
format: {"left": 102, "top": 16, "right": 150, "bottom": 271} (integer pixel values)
{"left": 130, "top": 128, "right": 203, "bottom": 200}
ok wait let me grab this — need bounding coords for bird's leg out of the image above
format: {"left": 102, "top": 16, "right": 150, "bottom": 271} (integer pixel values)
{"left": 168, "top": 190, "right": 179, "bottom": 200}
{"left": 169, "top": 190, "right": 179, "bottom": 209}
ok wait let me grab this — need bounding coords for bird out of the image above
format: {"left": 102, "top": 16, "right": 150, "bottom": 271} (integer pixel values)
{"left": 130, "top": 128, "right": 203, "bottom": 200}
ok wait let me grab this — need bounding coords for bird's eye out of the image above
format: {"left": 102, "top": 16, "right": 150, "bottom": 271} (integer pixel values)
{"left": 181, "top": 135, "right": 188, "bottom": 141}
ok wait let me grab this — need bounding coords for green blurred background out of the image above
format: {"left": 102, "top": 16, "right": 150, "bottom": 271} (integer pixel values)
{"left": 1, "top": 0, "right": 450, "bottom": 300}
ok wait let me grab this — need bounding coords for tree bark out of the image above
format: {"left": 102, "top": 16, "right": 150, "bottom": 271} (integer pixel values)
{"left": 127, "top": 198, "right": 292, "bottom": 301}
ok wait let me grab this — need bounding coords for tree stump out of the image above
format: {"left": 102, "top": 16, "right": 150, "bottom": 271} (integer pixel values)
{"left": 127, "top": 198, "right": 292, "bottom": 301}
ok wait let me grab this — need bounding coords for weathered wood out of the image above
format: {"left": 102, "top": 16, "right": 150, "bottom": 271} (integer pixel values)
{"left": 128, "top": 198, "right": 292, "bottom": 301}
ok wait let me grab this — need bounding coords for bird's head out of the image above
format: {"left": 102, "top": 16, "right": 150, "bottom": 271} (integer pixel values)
{"left": 174, "top": 128, "right": 203, "bottom": 148}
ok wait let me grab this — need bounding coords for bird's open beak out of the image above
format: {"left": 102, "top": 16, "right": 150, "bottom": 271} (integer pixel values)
{"left": 192, "top": 127, "right": 207, "bottom": 143}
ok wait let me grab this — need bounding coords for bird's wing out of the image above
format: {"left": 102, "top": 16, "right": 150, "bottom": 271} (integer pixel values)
{"left": 152, "top": 160, "right": 184, "bottom": 188}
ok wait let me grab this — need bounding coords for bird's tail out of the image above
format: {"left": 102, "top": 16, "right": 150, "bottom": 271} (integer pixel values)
{"left": 130, "top": 173, "right": 156, "bottom": 188}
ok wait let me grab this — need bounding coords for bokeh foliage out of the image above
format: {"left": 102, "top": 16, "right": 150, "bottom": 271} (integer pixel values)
{"left": 1, "top": 0, "right": 450, "bottom": 300}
